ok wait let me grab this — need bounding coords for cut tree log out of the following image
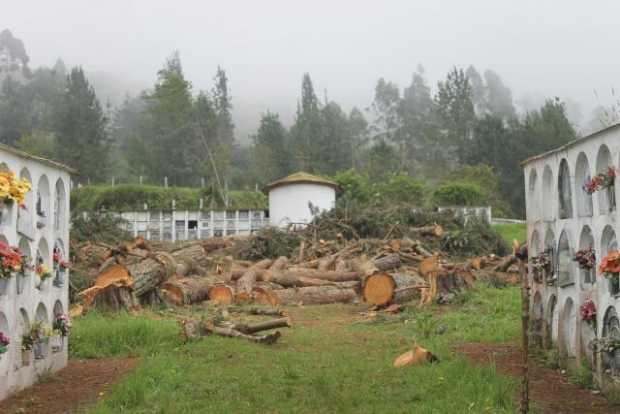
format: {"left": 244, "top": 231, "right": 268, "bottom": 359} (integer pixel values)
{"left": 374, "top": 253, "right": 401, "bottom": 272}
{"left": 232, "top": 317, "right": 292, "bottom": 334}
{"left": 411, "top": 224, "right": 444, "bottom": 238}
{"left": 236, "top": 258, "right": 276, "bottom": 296}
{"left": 209, "top": 284, "right": 235, "bottom": 305}
{"left": 272, "top": 284, "right": 358, "bottom": 305}
{"left": 269, "top": 256, "right": 289, "bottom": 271}
{"left": 362, "top": 272, "right": 426, "bottom": 306}
{"left": 202, "top": 238, "right": 233, "bottom": 253}
{"left": 393, "top": 345, "right": 439, "bottom": 368}
{"left": 128, "top": 252, "right": 177, "bottom": 297}
{"left": 262, "top": 270, "right": 338, "bottom": 288}
{"left": 160, "top": 275, "right": 224, "bottom": 306}
{"left": 494, "top": 256, "right": 517, "bottom": 272}
{"left": 205, "top": 324, "right": 281, "bottom": 344}
{"left": 228, "top": 306, "right": 287, "bottom": 316}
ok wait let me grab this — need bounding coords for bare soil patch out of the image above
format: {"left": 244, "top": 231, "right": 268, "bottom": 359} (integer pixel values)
{"left": 0, "top": 357, "right": 138, "bottom": 414}
{"left": 457, "top": 342, "right": 618, "bottom": 414}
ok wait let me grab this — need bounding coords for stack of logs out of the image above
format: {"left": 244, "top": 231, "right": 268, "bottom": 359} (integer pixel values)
{"left": 77, "top": 228, "right": 514, "bottom": 314}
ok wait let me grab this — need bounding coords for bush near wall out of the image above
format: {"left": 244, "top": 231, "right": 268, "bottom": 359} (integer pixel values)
{"left": 432, "top": 182, "right": 488, "bottom": 206}
{"left": 71, "top": 185, "right": 267, "bottom": 213}
{"left": 333, "top": 170, "right": 426, "bottom": 206}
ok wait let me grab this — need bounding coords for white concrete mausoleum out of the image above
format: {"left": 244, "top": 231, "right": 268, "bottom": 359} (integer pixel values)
{"left": 0, "top": 144, "right": 72, "bottom": 400}
{"left": 264, "top": 172, "right": 339, "bottom": 229}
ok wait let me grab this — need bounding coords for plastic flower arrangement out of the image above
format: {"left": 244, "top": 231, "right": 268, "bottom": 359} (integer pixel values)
{"left": 599, "top": 251, "right": 620, "bottom": 278}
{"left": 0, "top": 331, "right": 9, "bottom": 355}
{"left": 35, "top": 263, "right": 52, "bottom": 286}
{"left": 583, "top": 166, "right": 616, "bottom": 195}
{"left": 0, "top": 171, "right": 31, "bottom": 207}
{"left": 53, "top": 248, "right": 70, "bottom": 271}
{"left": 0, "top": 241, "right": 22, "bottom": 279}
{"left": 579, "top": 298, "right": 597, "bottom": 326}
{"left": 574, "top": 247, "right": 596, "bottom": 270}
{"left": 52, "top": 314, "right": 70, "bottom": 337}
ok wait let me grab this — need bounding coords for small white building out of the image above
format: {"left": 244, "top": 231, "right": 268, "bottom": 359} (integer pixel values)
{"left": 523, "top": 123, "right": 620, "bottom": 394}
{"left": 264, "top": 172, "right": 339, "bottom": 229}
{"left": 0, "top": 144, "right": 72, "bottom": 400}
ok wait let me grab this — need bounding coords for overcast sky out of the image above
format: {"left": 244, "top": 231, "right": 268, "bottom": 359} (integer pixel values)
{"left": 4, "top": 0, "right": 620, "bottom": 139}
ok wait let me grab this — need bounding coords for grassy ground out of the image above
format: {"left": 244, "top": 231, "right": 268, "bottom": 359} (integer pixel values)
{"left": 72, "top": 284, "right": 521, "bottom": 413}
{"left": 492, "top": 223, "right": 527, "bottom": 247}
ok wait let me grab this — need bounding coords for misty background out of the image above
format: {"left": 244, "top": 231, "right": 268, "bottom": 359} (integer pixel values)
{"left": 2, "top": 0, "right": 620, "bottom": 218}
{"left": 4, "top": 0, "right": 619, "bottom": 138}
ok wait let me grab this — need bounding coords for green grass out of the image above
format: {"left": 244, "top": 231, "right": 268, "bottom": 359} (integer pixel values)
{"left": 492, "top": 223, "right": 527, "bottom": 246}
{"left": 78, "top": 284, "right": 521, "bottom": 413}
{"left": 70, "top": 312, "right": 180, "bottom": 359}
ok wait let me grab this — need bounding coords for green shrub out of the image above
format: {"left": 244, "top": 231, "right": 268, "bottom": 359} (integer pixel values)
{"left": 433, "top": 182, "right": 487, "bottom": 206}
{"left": 378, "top": 173, "right": 426, "bottom": 205}
{"left": 71, "top": 184, "right": 267, "bottom": 212}
{"left": 332, "top": 169, "right": 373, "bottom": 204}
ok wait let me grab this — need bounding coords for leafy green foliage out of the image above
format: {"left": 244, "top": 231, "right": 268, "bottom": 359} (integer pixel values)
{"left": 71, "top": 184, "right": 267, "bottom": 212}
{"left": 378, "top": 173, "right": 426, "bottom": 204}
{"left": 70, "top": 211, "right": 131, "bottom": 244}
{"left": 231, "top": 228, "right": 302, "bottom": 260}
{"left": 433, "top": 182, "right": 487, "bottom": 206}
{"left": 441, "top": 218, "right": 508, "bottom": 256}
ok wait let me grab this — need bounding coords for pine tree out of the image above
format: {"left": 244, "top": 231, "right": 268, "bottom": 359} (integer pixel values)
{"left": 290, "top": 73, "right": 321, "bottom": 171}
{"left": 54, "top": 67, "right": 110, "bottom": 182}
{"left": 252, "top": 112, "right": 290, "bottom": 183}
{"left": 435, "top": 67, "right": 475, "bottom": 164}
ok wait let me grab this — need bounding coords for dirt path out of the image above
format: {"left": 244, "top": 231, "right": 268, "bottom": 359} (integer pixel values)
{"left": 457, "top": 342, "right": 618, "bottom": 414}
{"left": 0, "top": 357, "right": 138, "bottom": 414}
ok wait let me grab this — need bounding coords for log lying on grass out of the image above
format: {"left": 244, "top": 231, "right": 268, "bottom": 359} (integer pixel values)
{"left": 160, "top": 275, "right": 234, "bottom": 306}
{"left": 362, "top": 272, "right": 426, "bottom": 306}
{"left": 181, "top": 316, "right": 290, "bottom": 345}
{"left": 272, "top": 284, "right": 358, "bottom": 305}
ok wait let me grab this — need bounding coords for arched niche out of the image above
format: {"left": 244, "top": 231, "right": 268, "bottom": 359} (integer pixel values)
{"left": 0, "top": 162, "right": 15, "bottom": 226}
{"left": 528, "top": 169, "right": 540, "bottom": 219}
{"left": 530, "top": 230, "right": 541, "bottom": 256}
{"left": 19, "top": 308, "right": 30, "bottom": 334}
{"left": 35, "top": 174, "right": 51, "bottom": 226}
{"left": 36, "top": 237, "right": 50, "bottom": 266}
{"left": 529, "top": 230, "right": 542, "bottom": 283}
{"left": 53, "top": 239, "right": 66, "bottom": 288}
{"left": 0, "top": 311, "right": 9, "bottom": 373}
{"left": 17, "top": 237, "right": 32, "bottom": 294}
{"left": 558, "top": 159, "right": 573, "bottom": 219}
{"left": 0, "top": 234, "right": 9, "bottom": 295}
{"left": 558, "top": 230, "right": 574, "bottom": 286}
{"left": 596, "top": 144, "right": 616, "bottom": 214}
{"left": 542, "top": 165, "right": 554, "bottom": 221}
{"left": 544, "top": 228, "right": 556, "bottom": 284}
{"left": 580, "top": 299, "right": 597, "bottom": 366}
{"left": 36, "top": 237, "right": 50, "bottom": 290}
{"left": 578, "top": 225, "right": 595, "bottom": 286}
{"left": 575, "top": 152, "right": 593, "bottom": 217}
{"left": 601, "top": 225, "right": 619, "bottom": 295}
{"left": 546, "top": 294, "right": 559, "bottom": 346}
{"left": 35, "top": 302, "right": 49, "bottom": 324}
{"left": 532, "top": 291, "right": 544, "bottom": 346}
{"left": 54, "top": 178, "right": 66, "bottom": 232}
{"left": 53, "top": 300, "right": 64, "bottom": 317}
{"left": 602, "top": 306, "right": 620, "bottom": 376}
{"left": 17, "top": 167, "right": 34, "bottom": 232}
{"left": 561, "top": 297, "right": 576, "bottom": 356}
